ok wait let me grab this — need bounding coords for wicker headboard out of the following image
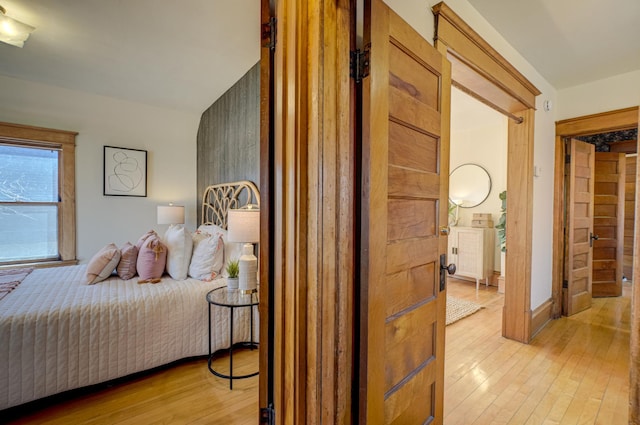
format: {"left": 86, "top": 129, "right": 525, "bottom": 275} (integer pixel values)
{"left": 201, "top": 180, "right": 260, "bottom": 229}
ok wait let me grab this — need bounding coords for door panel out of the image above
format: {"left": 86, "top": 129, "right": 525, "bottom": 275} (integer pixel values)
{"left": 592, "top": 152, "right": 625, "bottom": 297}
{"left": 361, "top": 0, "right": 450, "bottom": 423}
{"left": 563, "top": 139, "right": 595, "bottom": 316}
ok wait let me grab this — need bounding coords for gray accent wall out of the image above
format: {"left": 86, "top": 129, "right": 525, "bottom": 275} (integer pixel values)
{"left": 196, "top": 62, "right": 260, "bottom": 222}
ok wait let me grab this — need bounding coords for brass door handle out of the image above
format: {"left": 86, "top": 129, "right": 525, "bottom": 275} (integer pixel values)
{"left": 440, "top": 226, "right": 450, "bottom": 236}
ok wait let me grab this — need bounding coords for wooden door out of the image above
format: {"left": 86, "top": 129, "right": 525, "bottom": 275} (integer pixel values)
{"left": 360, "top": 0, "right": 451, "bottom": 423}
{"left": 592, "top": 152, "right": 625, "bottom": 297}
{"left": 563, "top": 139, "right": 595, "bottom": 316}
{"left": 624, "top": 154, "right": 636, "bottom": 280}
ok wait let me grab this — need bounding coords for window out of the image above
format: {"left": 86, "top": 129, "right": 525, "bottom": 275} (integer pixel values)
{"left": 0, "top": 122, "right": 77, "bottom": 267}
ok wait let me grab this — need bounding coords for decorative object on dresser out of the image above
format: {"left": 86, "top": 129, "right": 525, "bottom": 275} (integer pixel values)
{"left": 227, "top": 207, "right": 260, "bottom": 294}
{"left": 447, "top": 226, "right": 495, "bottom": 291}
{"left": 471, "top": 212, "right": 494, "bottom": 228}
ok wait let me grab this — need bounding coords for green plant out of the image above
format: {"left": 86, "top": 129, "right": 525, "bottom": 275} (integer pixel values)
{"left": 448, "top": 201, "right": 458, "bottom": 225}
{"left": 225, "top": 259, "right": 240, "bottom": 278}
{"left": 495, "top": 190, "right": 507, "bottom": 252}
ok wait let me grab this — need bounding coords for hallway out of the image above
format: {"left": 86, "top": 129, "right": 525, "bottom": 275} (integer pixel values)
{"left": 445, "top": 279, "right": 630, "bottom": 424}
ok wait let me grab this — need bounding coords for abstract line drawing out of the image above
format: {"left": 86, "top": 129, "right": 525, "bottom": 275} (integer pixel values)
{"left": 103, "top": 146, "right": 147, "bottom": 197}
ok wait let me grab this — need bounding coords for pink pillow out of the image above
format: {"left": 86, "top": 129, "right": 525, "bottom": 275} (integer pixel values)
{"left": 117, "top": 242, "right": 138, "bottom": 280}
{"left": 86, "top": 243, "right": 121, "bottom": 284}
{"left": 137, "top": 235, "right": 167, "bottom": 282}
{"left": 135, "top": 230, "right": 158, "bottom": 251}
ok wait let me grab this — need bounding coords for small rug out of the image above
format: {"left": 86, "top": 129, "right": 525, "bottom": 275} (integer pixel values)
{"left": 446, "top": 296, "right": 483, "bottom": 325}
{"left": 0, "top": 267, "right": 34, "bottom": 302}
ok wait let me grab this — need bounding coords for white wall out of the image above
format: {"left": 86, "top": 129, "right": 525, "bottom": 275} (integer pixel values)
{"left": 450, "top": 87, "right": 507, "bottom": 272}
{"left": 386, "top": 0, "right": 559, "bottom": 310}
{"left": 558, "top": 69, "right": 640, "bottom": 120}
{"left": 0, "top": 75, "right": 200, "bottom": 263}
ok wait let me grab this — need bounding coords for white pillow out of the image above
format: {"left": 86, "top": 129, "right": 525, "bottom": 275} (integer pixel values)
{"left": 198, "top": 224, "right": 243, "bottom": 277}
{"left": 163, "top": 225, "right": 193, "bottom": 280}
{"left": 188, "top": 230, "right": 224, "bottom": 281}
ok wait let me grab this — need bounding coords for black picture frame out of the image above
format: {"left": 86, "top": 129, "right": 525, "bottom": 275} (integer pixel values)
{"left": 103, "top": 146, "right": 147, "bottom": 197}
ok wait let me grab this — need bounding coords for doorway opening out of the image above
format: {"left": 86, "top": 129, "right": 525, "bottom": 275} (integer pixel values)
{"left": 554, "top": 112, "right": 638, "bottom": 317}
{"left": 433, "top": 3, "right": 540, "bottom": 342}
{"left": 448, "top": 87, "right": 508, "bottom": 301}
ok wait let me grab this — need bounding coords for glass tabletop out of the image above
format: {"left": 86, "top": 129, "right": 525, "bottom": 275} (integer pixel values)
{"left": 206, "top": 286, "right": 259, "bottom": 307}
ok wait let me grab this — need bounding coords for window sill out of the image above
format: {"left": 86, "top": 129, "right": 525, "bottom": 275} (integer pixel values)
{"left": 0, "top": 259, "right": 78, "bottom": 270}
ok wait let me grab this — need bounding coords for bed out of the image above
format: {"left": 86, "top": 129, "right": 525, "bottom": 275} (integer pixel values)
{"left": 0, "top": 180, "right": 260, "bottom": 411}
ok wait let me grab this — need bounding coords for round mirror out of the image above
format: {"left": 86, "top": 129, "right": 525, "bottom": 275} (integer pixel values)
{"left": 449, "top": 163, "right": 492, "bottom": 208}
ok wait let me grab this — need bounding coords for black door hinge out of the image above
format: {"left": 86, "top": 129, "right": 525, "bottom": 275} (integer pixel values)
{"left": 260, "top": 405, "right": 275, "bottom": 424}
{"left": 350, "top": 47, "right": 370, "bottom": 83}
{"left": 262, "top": 17, "right": 277, "bottom": 51}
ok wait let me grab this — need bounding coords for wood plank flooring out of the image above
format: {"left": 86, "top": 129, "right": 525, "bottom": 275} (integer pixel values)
{"left": 2, "top": 350, "right": 259, "bottom": 424}
{"left": 2, "top": 279, "right": 631, "bottom": 424}
{"left": 445, "top": 277, "right": 630, "bottom": 425}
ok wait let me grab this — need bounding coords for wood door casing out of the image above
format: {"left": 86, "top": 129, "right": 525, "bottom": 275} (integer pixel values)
{"left": 563, "top": 139, "right": 595, "bottom": 316}
{"left": 593, "top": 152, "right": 625, "bottom": 297}
{"left": 361, "top": 0, "right": 450, "bottom": 423}
{"left": 433, "top": 3, "right": 539, "bottom": 343}
{"left": 624, "top": 155, "right": 636, "bottom": 280}
{"left": 263, "top": 0, "right": 355, "bottom": 422}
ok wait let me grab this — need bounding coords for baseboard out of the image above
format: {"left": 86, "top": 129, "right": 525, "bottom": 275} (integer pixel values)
{"left": 530, "top": 298, "right": 553, "bottom": 338}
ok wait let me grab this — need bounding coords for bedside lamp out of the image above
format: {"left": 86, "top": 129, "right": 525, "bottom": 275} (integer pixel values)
{"left": 157, "top": 204, "right": 185, "bottom": 225}
{"left": 227, "top": 207, "right": 260, "bottom": 293}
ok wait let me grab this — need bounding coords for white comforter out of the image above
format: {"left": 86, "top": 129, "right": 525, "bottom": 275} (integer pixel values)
{"left": 0, "top": 265, "right": 258, "bottom": 410}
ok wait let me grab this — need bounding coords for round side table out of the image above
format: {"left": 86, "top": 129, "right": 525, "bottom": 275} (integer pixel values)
{"left": 206, "top": 286, "right": 259, "bottom": 389}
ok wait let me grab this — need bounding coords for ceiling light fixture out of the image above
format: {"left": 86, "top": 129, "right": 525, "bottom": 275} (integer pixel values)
{"left": 0, "top": 5, "right": 35, "bottom": 48}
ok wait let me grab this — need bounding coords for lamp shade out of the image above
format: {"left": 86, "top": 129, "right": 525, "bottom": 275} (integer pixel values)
{"left": 157, "top": 205, "right": 185, "bottom": 225}
{"left": 0, "top": 6, "right": 35, "bottom": 48}
{"left": 227, "top": 208, "right": 260, "bottom": 243}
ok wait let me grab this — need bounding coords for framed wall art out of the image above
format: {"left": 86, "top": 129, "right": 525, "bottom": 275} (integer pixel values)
{"left": 103, "top": 146, "right": 147, "bottom": 197}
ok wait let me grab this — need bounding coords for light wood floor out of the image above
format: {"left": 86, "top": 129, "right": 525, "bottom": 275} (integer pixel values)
{"left": 3, "top": 350, "right": 259, "bottom": 424}
{"left": 3, "top": 280, "right": 631, "bottom": 424}
{"left": 445, "top": 277, "right": 630, "bottom": 425}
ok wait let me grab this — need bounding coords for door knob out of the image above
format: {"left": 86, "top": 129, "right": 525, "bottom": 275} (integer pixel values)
{"left": 441, "top": 263, "right": 456, "bottom": 275}
{"left": 439, "top": 226, "right": 450, "bottom": 235}
{"left": 590, "top": 232, "right": 599, "bottom": 247}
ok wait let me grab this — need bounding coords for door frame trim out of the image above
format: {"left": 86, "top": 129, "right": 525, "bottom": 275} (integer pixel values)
{"left": 433, "top": 2, "right": 540, "bottom": 342}
{"left": 553, "top": 106, "right": 639, "bottom": 422}
{"left": 260, "top": 0, "right": 356, "bottom": 423}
